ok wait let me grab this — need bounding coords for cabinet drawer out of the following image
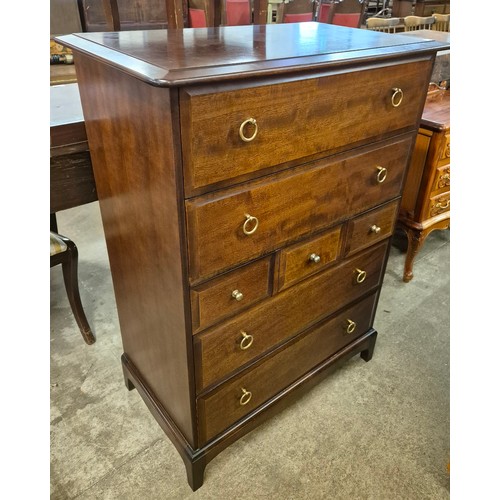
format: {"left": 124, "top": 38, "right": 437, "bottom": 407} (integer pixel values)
{"left": 180, "top": 59, "right": 432, "bottom": 193}
{"left": 194, "top": 241, "right": 387, "bottom": 392}
{"left": 276, "top": 225, "right": 342, "bottom": 292}
{"left": 439, "top": 132, "right": 450, "bottom": 162}
{"left": 186, "top": 136, "right": 411, "bottom": 282}
{"left": 344, "top": 200, "right": 399, "bottom": 258}
{"left": 197, "top": 292, "right": 378, "bottom": 444}
{"left": 426, "top": 192, "right": 450, "bottom": 219}
{"left": 430, "top": 164, "right": 450, "bottom": 195}
{"left": 191, "top": 257, "right": 272, "bottom": 333}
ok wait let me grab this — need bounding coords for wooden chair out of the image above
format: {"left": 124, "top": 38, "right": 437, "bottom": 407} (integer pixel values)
{"left": 222, "top": 0, "right": 252, "bottom": 25}
{"left": 277, "top": 0, "right": 315, "bottom": 23}
{"left": 77, "top": 0, "right": 168, "bottom": 31}
{"left": 432, "top": 13, "right": 450, "bottom": 31}
{"left": 366, "top": 16, "right": 400, "bottom": 32}
{"left": 188, "top": 0, "right": 212, "bottom": 26}
{"left": 51, "top": 232, "right": 95, "bottom": 345}
{"left": 404, "top": 15, "right": 435, "bottom": 31}
{"left": 331, "top": 0, "right": 367, "bottom": 28}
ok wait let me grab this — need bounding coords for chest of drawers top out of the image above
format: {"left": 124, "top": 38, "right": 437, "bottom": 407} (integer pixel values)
{"left": 59, "top": 23, "right": 446, "bottom": 87}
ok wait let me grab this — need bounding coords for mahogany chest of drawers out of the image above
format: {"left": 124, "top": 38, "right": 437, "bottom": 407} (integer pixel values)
{"left": 57, "top": 23, "right": 445, "bottom": 490}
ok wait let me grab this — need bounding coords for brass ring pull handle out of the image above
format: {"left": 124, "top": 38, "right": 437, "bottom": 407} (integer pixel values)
{"left": 239, "top": 331, "right": 254, "bottom": 350}
{"left": 355, "top": 268, "right": 367, "bottom": 284}
{"left": 370, "top": 225, "right": 381, "bottom": 234}
{"left": 376, "top": 166, "right": 387, "bottom": 184}
{"left": 243, "top": 214, "right": 259, "bottom": 235}
{"left": 309, "top": 253, "right": 321, "bottom": 263}
{"left": 391, "top": 87, "right": 404, "bottom": 107}
{"left": 232, "top": 290, "right": 244, "bottom": 301}
{"left": 239, "top": 118, "right": 258, "bottom": 142}
{"left": 346, "top": 319, "right": 357, "bottom": 334}
{"left": 240, "top": 388, "right": 252, "bottom": 406}
{"left": 435, "top": 200, "right": 450, "bottom": 210}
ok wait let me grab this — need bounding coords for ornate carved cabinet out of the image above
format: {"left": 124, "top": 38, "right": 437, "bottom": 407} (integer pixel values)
{"left": 398, "top": 89, "right": 450, "bottom": 282}
{"left": 57, "top": 24, "right": 445, "bottom": 490}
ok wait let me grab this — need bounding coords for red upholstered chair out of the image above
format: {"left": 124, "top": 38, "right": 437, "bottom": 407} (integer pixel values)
{"left": 189, "top": 8, "right": 207, "bottom": 27}
{"left": 332, "top": 12, "right": 361, "bottom": 27}
{"left": 224, "top": 0, "right": 251, "bottom": 25}
{"left": 284, "top": 12, "right": 314, "bottom": 22}
{"left": 318, "top": 3, "right": 332, "bottom": 23}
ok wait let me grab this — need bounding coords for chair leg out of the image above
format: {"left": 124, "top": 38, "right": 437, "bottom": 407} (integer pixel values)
{"left": 60, "top": 240, "right": 96, "bottom": 345}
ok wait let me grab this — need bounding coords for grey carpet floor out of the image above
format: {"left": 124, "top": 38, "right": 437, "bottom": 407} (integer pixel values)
{"left": 50, "top": 201, "right": 450, "bottom": 499}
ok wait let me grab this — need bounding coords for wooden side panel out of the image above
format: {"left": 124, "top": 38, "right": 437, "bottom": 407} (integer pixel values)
{"left": 73, "top": 53, "right": 196, "bottom": 447}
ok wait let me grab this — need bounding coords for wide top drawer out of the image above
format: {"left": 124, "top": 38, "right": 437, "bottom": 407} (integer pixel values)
{"left": 180, "top": 58, "right": 432, "bottom": 194}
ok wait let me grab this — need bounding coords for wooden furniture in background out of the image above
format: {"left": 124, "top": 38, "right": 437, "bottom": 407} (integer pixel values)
{"left": 51, "top": 231, "right": 96, "bottom": 345}
{"left": 366, "top": 16, "right": 400, "bottom": 32}
{"left": 391, "top": 0, "right": 414, "bottom": 17}
{"left": 398, "top": 89, "right": 450, "bottom": 282}
{"left": 404, "top": 15, "right": 435, "bottom": 30}
{"left": 57, "top": 24, "right": 444, "bottom": 490}
{"left": 50, "top": 83, "right": 96, "bottom": 214}
{"left": 414, "top": 0, "right": 450, "bottom": 16}
{"left": 277, "top": 0, "right": 315, "bottom": 23}
{"left": 432, "top": 12, "right": 449, "bottom": 31}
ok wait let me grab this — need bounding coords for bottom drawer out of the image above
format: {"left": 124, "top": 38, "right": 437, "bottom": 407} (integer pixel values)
{"left": 197, "top": 292, "right": 378, "bottom": 444}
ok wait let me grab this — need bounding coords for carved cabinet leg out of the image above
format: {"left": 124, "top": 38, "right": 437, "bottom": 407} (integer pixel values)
{"left": 402, "top": 227, "right": 426, "bottom": 282}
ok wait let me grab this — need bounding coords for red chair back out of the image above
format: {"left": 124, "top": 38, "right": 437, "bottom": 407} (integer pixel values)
{"left": 332, "top": 13, "right": 361, "bottom": 27}
{"left": 189, "top": 8, "right": 207, "bottom": 27}
{"left": 318, "top": 4, "right": 331, "bottom": 23}
{"left": 283, "top": 13, "right": 313, "bottom": 23}
{"left": 225, "top": 0, "right": 251, "bottom": 25}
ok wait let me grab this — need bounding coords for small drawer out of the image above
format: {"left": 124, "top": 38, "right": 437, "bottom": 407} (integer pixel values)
{"left": 344, "top": 200, "right": 399, "bottom": 258}
{"left": 426, "top": 192, "right": 450, "bottom": 219}
{"left": 191, "top": 257, "right": 272, "bottom": 333}
{"left": 197, "top": 292, "right": 378, "bottom": 444}
{"left": 180, "top": 59, "right": 433, "bottom": 194}
{"left": 194, "top": 241, "right": 388, "bottom": 393}
{"left": 430, "top": 165, "right": 450, "bottom": 195}
{"left": 276, "top": 225, "right": 342, "bottom": 292}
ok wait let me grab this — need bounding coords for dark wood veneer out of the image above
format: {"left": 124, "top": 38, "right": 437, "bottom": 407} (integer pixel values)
{"left": 56, "top": 24, "right": 443, "bottom": 490}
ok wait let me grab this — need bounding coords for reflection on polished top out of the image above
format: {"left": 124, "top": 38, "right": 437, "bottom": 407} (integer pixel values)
{"left": 57, "top": 22, "right": 448, "bottom": 86}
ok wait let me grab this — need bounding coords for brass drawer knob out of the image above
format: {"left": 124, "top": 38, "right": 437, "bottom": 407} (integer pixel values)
{"left": 376, "top": 166, "right": 387, "bottom": 183}
{"left": 309, "top": 253, "right": 321, "bottom": 263}
{"left": 239, "top": 118, "right": 258, "bottom": 142}
{"left": 391, "top": 87, "right": 404, "bottom": 107}
{"left": 232, "top": 289, "right": 244, "bottom": 301}
{"left": 346, "top": 319, "right": 357, "bottom": 334}
{"left": 370, "top": 225, "right": 381, "bottom": 234}
{"left": 355, "top": 268, "right": 367, "bottom": 283}
{"left": 243, "top": 213, "right": 259, "bottom": 235}
{"left": 240, "top": 388, "right": 252, "bottom": 406}
{"left": 240, "top": 331, "right": 254, "bottom": 350}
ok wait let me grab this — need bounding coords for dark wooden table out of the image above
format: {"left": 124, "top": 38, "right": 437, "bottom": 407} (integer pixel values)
{"left": 50, "top": 83, "right": 97, "bottom": 219}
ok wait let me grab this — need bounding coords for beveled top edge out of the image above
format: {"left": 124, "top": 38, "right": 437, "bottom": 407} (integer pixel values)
{"left": 56, "top": 23, "right": 448, "bottom": 87}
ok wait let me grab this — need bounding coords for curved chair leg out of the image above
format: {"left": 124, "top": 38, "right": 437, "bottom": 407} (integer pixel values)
{"left": 60, "top": 239, "right": 96, "bottom": 345}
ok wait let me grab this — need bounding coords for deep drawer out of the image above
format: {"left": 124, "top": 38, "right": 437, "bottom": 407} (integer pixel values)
{"left": 426, "top": 192, "right": 450, "bottom": 219}
{"left": 276, "top": 225, "right": 343, "bottom": 292}
{"left": 190, "top": 257, "right": 273, "bottom": 333}
{"left": 197, "top": 292, "right": 378, "bottom": 444}
{"left": 194, "top": 241, "right": 388, "bottom": 393}
{"left": 186, "top": 136, "right": 411, "bottom": 282}
{"left": 180, "top": 58, "right": 433, "bottom": 193}
{"left": 344, "top": 200, "right": 399, "bottom": 258}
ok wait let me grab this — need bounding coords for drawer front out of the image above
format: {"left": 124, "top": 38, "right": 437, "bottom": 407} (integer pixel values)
{"left": 438, "top": 132, "right": 451, "bottom": 163}
{"left": 276, "top": 225, "right": 342, "bottom": 292}
{"left": 194, "top": 241, "right": 388, "bottom": 392}
{"left": 180, "top": 59, "right": 432, "bottom": 192}
{"left": 344, "top": 200, "right": 399, "bottom": 258}
{"left": 430, "top": 164, "right": 450, "bottom": 195}
{"left": 197, "top": 292, "right": 378, "bottom": 443}
{"left": 186, "top": 136, "right": 411, "bottom": 281}
{"left": 426, "top": 192, "right": 450, "bottom": 219}
{"left": 191, "top": 257, "right": 272, "bottom": 333}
